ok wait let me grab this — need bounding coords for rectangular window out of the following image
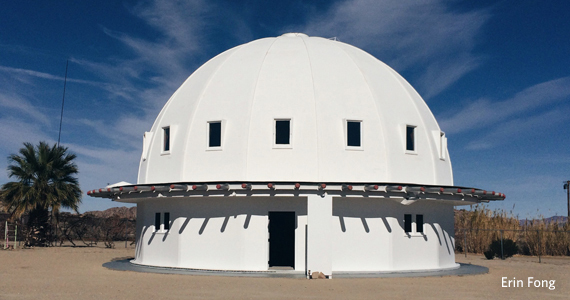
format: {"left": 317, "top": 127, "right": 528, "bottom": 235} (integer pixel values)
{"left": 416, "top": 214, "right": 424, "bottom": 233}
{"left": 155, "top": 212, "right": 161, "bottom": 231}
{"left": 439, "top": 132, "right": 446, "bottom": 160}
{"left": 406, "top": 125, "right": 415, "bottom": 151}
{"left": 275, "top": 120, "right": 290, "bottom": 145}
{"left": 404, "top": 214, "right": 412, "bottom": 233}
{"left": 209, "top": 121, "right": 221, "bottom": 147}
{"left": 164, "top": 212, "right": 170, "bottom": 230}
{"left": 347, "top": 121, "right": 361, "bottom": 147}
{"left": 163, "top": 127, "right": 170, "bottom": 152}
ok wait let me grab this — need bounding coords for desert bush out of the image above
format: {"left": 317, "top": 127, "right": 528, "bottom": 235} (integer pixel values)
{"left": 455, "top": 205, "right": 570, "bottom": 257}
{"left": 484, "top": 249, "right": 494, "bottom": 259}
{"left": 455, "top": 205, "right": 520, "bottom": 254}
{"left": 485, "top": 239, "right": 518, "bottom": 259}
{"left": 1, "top": 211, "right": 136, "bottom": 248}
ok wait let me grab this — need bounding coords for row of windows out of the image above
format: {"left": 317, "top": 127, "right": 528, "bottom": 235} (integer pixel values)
{"left": 404, "top": 214, "right": 424, "bottom": 234}
{"left": 161, "top": 121, "right": 443, "bottom": 156}
{"left": 154, "top": 212, "right": 424, "bottom": 234}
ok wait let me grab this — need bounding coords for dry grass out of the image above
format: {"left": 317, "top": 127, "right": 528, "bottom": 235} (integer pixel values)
{"left": 455, "top": 205, "right": 570, "bottom": 256}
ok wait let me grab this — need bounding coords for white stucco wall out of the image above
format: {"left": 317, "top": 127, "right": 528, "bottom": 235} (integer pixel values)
{"left": 132, "top": 195, "right": 456, "bottom": 273}
{"left": 133, "top": 196, "right": 307, "bottom": 271}
{"left": 330, "top": 198, "right": 456, "bottom": 271}
{"left": 307, "top": 194, "right": 333, "bottom": 275}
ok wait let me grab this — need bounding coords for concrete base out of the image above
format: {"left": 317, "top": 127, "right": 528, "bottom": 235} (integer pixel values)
{"left": 103, "top": 259, "right": 488, "bottom": 278}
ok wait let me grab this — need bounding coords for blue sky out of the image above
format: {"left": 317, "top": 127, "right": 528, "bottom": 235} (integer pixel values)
{"left": 0, "top": 0, "right": 569, "bottom": 218}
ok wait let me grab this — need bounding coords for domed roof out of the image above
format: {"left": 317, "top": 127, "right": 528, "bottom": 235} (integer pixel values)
{"left": 137, "top": 33, "right": 453, "bottom": 186}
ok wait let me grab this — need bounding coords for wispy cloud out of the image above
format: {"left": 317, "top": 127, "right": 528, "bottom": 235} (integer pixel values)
{"left": 96, "top": 0, "right": 219, "bottom": 90}
{"left": 64, "top": 143, "right": 142, "bottom": 203}
{"left": 0, "top": 0, "right": 227, "bottom": 197}
{"left": 0, "top": 117, "right": 53, "bottom": 152}
{"left": 465, "top": 107, "right": 570, "bottom": 150}
{"left": 49, "top": 0, "right": 240, "bottom": 192}
{"left": 0, "top": 65, "right": 100, "bottom": 86}
{"left": 440, "top": 76, "right": 570, "bottom": 135}
{"left": 0, "top": 64, "right": 134, "bottom": 103}
{"left": 300, "top": 0, "right": 490, "bottom": 98}
{"left": 0, "top": 92, "right": 51, "bottom": 125}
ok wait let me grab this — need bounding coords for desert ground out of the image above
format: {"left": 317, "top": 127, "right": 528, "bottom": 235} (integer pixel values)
{"left": 0, "top": 245, "right": 568, "bottom": 300}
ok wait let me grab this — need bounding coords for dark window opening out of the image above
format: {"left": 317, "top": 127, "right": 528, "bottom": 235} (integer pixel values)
{"left": 155, "top": 212, "right": 161, "bottom": 231}
{"left": 404, "top": 214, "right": 412, "bottom": 233}
{"left": 440, "top": 132, "right": 446, "bottom": 159}
{"left": 268, "top": 211, "right": 295, "bottom": 268}
{"left": 209, "top": 122, "right": 221, "bottom": 147}
{"left": 275, "top": 120, "right": 290, "bottom": 145}
{"left": 163, "top": 127, "right": 170, "bottom": 152}
{"left": 416, "top": 214, "right": 424, "bottom": 233}
{"left": 347, "top": 121, "right": 361, "bottom": 147}
{"left": 406, "top": 126, "right": 415, "bottom": 151}
{"left": 164, "top": 212, "right": 170, "bottom": 230}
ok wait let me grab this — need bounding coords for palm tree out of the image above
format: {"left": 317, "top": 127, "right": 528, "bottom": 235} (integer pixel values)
{"left": 1, "top": 141, "right": 81, "bottom": 246}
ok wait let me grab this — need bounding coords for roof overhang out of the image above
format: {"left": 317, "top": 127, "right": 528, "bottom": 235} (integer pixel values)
{"left": 87, "top": 182, "right": 505, "bottom": 206}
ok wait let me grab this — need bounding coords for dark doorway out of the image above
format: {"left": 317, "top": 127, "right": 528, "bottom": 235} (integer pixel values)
{"left": 268, "top": 211, "right": 295, "bottom": 268}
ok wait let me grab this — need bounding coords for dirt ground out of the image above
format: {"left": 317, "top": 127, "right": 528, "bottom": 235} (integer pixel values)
{"left": 0, "top": 245, "right": 568, "bottom": 300}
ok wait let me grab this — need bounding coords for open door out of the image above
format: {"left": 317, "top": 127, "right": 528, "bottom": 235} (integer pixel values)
{"left": 268, "top": 211, "right": 295, "bottom": 268}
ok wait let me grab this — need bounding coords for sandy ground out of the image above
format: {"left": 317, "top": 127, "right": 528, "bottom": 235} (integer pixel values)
{"left": 0, "top": 245, "right": 568, "bottom": 300}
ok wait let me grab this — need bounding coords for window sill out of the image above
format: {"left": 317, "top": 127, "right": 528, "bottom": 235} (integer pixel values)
{"left": 345, "top": 146, "right": 364, "bottom": 151}
{"left": 405, "top": 150, "right": 417, "bottom": 155}
{"left": 405, "top": 232, "right": 425, "bottom": 237}
{"left": 273, "top": 144, "right": 292, "bottom": 149}
{"left": 154, "top": 230, "right": 169, "bottom": 234}
{"left": 206, "top": 147, "right": 223, "bottom": 151}
{"left": 160, "top": 151, "right": 171, "bottom": 156}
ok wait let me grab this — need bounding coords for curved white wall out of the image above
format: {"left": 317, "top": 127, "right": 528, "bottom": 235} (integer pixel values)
{"left": 132, "top": 196, "right": 456, "bottom": 272}
{"left": 133, "top": 196, "right": 308, "bottom": 271}
{"left": 137, "top": 34, "right": 452, "bottom": 186}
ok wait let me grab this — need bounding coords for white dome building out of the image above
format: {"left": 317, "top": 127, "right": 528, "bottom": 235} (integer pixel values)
{"left": 90, "top": 33, "right": 504, "bottom": 277}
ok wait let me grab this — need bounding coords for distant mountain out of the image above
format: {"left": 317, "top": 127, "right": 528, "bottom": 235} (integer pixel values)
{"left": 84, "top": 206, "right": 137, "bottom": 220}
{"left": 519, "top": 216, "right": 568, "bottom": 226}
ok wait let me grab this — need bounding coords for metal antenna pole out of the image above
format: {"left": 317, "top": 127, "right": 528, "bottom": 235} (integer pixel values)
{"left": 567, "top": 180, "right": 570, "bottom": 224}
{"left": 565, "top": 181, "right": 570, "bottom": 224}
{"left": 57, "top": 60, "right": 69, "bottom": 147}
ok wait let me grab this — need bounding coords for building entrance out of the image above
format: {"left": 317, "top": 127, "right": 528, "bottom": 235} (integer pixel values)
{"left": 268, "top": 211, "right": 295, "bottom": 268}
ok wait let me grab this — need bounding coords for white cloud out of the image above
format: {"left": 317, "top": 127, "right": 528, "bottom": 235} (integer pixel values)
{"left": 440, "top": 76, "right": 570, "bottom": 135}
{"left": 95, "top": 0, "right": 217, "bottom": 90}
{"left": 64, "top": 143, "right": 141, "bottom": 187}
{"left": 0, "top": 92, "right": 51, "bottom": 125}
{"left": 465, "top": 108, "right": 570, "bottom": 150}
{"left": 300, "top": 0, "right": 489, "bottom": 98}
{"left": 49, "top": 0, "right": 226, "bottom": 194}
{"left": 0, "top": 65, "right": 102, "bottom": 86}
{"left": 0, "top": 117, "right": 53, "bottom": 152}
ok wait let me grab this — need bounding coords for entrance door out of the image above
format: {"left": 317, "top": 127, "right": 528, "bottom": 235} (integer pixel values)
{"left": 268, "top": 211, "right": 295, "bottom": 268}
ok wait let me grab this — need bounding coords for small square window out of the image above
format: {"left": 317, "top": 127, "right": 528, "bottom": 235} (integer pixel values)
{"left": 163, "top": 127, "right": 170, "bottom": 152}
{"left": 416, "top": 214, "right": 424, "bottom": 233}
{"left": 406, "top": 126, "right": 415, "bottom": 151}
{"left": 155, "top": 212, "right": 161, "bottom": 231}
{"left": 404, "top": 214, "right": 412, "bottom": 233}
{"left": 275, "top": 120, "right": 290, "bottom": 145}
{"left": 209, "top": 121, "right": 221, "bottom": 147}
{"left": 347, "top": 121, "right": 361, "bottom": 147}
{"left": 164, "top": 212, "right": 170, "bottom": 230}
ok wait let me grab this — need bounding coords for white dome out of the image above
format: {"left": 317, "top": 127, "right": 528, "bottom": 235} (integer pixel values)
{"left": 137, "top": 34, "right": 453, "bottom": 185}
